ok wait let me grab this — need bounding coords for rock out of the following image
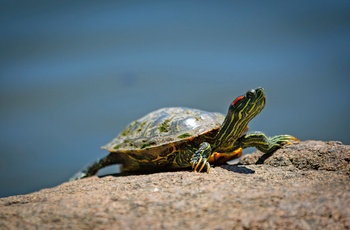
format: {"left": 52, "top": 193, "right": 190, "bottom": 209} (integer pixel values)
{"left": 0, "top": 140, "right": 349, "bottom": 229}
{"left": 240, "top": 140, "right": 350, "bottom": 174}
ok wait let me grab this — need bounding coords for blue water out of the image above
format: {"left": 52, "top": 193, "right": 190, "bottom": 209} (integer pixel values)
{"left": 1, "top": 1, "right": 349, "bottom": 198}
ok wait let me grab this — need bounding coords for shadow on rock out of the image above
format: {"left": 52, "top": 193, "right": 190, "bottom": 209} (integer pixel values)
{"left": 97, "top": 167, "right": 192, "bottom": 178}
{"left": 218, "top": 164, "right": 255, "bottom": 174}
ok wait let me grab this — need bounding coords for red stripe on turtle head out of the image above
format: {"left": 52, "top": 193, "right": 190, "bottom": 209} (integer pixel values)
{"left": 231, "top": 95, "right": 245, "bottom": 106}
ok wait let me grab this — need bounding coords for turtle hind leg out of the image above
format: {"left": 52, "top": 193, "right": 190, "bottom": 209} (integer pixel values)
{"left": 236, "top": 132, "right": 299, "bottom": 164}
{"left": 69, "top": 153, "right": 121, "bottom": 181}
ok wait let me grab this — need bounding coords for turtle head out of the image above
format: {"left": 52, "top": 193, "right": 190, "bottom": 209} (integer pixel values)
{"left": 214, "top": 88, "right": 266, "bottom": 148}
{"left": 229, "top": 87, "right": 265, "bottom": 115}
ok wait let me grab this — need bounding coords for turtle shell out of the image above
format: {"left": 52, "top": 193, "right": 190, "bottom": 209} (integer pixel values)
{"left": 102, "top": 107, "right": 225, "bottom": 152}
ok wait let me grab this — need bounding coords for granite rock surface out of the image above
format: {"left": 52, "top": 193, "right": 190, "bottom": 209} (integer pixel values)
{"left": 1, "top": 140, "right": 349, "bottom": 229}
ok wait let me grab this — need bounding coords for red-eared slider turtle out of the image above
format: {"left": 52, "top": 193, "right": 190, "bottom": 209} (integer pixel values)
{"left": 71, "top": 88, "right": 298, "bottom": 180}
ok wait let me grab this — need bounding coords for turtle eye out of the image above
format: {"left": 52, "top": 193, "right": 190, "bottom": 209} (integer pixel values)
{"left": 231, "top": 95, "right": 245, "bottom": 106}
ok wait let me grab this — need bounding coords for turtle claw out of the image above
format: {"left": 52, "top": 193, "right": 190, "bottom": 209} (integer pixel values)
{"left": 191, "top": 156, "right": 210, "bottom": 173}
{"left": 272, "top": 135, "right": 300, "bottom": 146}
{"left": 190, "top": 142, "right": 212, "bottom": 173}
{"left": 286, "top": 136, "right": 300, "bottom": 145}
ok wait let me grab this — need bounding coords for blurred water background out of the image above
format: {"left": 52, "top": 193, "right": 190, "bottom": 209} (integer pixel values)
{"left": 1, "top": 1, "right": 349, "bottom": 198}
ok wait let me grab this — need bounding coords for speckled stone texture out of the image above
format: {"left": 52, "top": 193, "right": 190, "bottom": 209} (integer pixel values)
{"left": 1, "top": 140, "right": 349, "bottom": 229}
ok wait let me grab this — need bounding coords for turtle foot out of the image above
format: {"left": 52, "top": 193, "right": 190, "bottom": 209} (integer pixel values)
{"left": 69, "top": 171, "right": 88, "bottom": 181}
{"left": 190, "top": 142, "right": 212, "bottom": 173}
{"left": 191, "top": 156, "right": 210, "bottom": 172}
{"left": 272, "top": 135, "right": 300, "bottom": 145}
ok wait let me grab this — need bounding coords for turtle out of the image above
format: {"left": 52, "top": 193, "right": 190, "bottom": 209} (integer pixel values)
{"left": 70, "top": 87, "right": 299, "bottom": 180}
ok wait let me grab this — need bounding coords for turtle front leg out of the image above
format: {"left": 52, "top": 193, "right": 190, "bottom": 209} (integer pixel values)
{"left": 190, "top": 142, "right": 212, "bottom": 172}
{"left": 236, "top": 132, "right": 299, "bottom": 164}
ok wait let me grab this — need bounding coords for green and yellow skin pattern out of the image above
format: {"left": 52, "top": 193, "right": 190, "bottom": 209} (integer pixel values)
{"left": 70, "top": 88, "right": 299, "bottom": 180}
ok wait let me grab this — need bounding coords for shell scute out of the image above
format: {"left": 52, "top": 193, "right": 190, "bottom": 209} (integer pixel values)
{"left": 102, "top": 107, "right": 224, "bottom": 152}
